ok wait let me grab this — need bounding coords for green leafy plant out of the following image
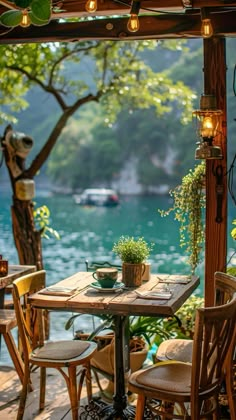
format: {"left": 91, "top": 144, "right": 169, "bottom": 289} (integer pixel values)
{"left": 112, "top": 236, "right": 154, "bottom": 264}
{"left": 0, "top": 0, "right": 52, "bottom": 28}
{"left": 33, "top": 204, "right": 60, "bottom": 240}
{"left": 157, "top": 295, "right": 204, "bottom": 342}
{"left": 227, "top": 219, "right": 236, "bottom": 276}
{"left": 65, "top": 313, "right": 174, "bottom": 352}
{"left": 159, "top": 161, "right": 206, "bottom": 273}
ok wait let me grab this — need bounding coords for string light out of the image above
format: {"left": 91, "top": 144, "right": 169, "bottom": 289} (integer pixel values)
{"left": 85, "top": 0, "right": 97, "bottom": 13}
{"left": 20, "top": 10, "right": 31, "bottom": 28}
{"left": 201, "top": 8, "right": 213, "bottom": 38}
{"left": 127, "top": 0, "right": 140, "bottom": 33}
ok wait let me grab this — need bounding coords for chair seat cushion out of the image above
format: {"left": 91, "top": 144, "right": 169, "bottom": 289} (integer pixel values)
{"left": 156, "top": 339, "right": 193, "bottom": 363}
{"left": 132, "top": 361, "right": 192, "bottom": 394}
{"left": 31, "top": 340, "right": 91, "bottom": 361}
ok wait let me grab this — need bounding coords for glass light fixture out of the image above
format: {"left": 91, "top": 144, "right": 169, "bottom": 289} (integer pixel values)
{"left": 20, "top": 10, "right": 31, "bottom": 28}
{"left": 201, "top": 8, "right": 213, "bottom": 38}
{"left": 127, "top": 0, "right": 140, "bottom": 33}
{"left": 192, "top": 94, "right": 223, "bottom": 160}
{"left": 85, "top": 0, "right": 97, "bottom": 13}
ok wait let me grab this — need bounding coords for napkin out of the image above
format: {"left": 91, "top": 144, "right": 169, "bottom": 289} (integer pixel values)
{"left": 157, "top": 277, "right": 191, "bottom": 284}
{"left": 135, "top": 290, "right": 172, "bottom": 300}
{"left": 39, "top": 286, "right": 78, "bottom": 296}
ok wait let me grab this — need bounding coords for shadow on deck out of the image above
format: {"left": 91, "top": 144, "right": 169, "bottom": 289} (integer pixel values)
{"left": 0, "top": 365, "right": 232, "bottom": 419}
{"left": 0, "top": 365, "right": 107, "bottom": 419}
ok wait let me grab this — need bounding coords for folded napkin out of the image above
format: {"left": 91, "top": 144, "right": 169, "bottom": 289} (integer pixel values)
{"left": 135, "top": 290, "right": 172, "bottom": 300}
{"left": 39, "top": 286, "right": 78, "bottom": 296}
{"left": 157, "top": 276, "right": 191, "bottom": 285}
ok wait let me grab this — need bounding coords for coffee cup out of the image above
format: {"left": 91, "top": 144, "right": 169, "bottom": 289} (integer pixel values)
{"left": 92, "top": 268, "right": 118, "bottom": 288}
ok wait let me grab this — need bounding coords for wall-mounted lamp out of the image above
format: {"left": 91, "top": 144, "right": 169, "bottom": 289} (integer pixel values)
{"left": 192, "top": 94, "right": 223, "bottom": 160}
{"left": 85, "top": 0, "right": 97, "bottom": 13}
{"left": 201, "top": 8, "right": 213, "bottom": 38}
{"left": 127, "top": 0, "right": 140, "bottom": 33}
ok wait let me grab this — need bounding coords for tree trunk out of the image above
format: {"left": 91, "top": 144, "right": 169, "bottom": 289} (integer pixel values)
{"left": 11, "top": 197, "right": 43, "bottom": 270}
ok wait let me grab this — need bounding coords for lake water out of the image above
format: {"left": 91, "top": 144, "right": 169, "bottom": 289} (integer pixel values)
{"left": 0, "top": 190, "right": 235, "bottom": 365}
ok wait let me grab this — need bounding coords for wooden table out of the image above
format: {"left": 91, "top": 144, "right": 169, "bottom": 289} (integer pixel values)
{"left": 0, "top": 264, "right": 36, "bottom": 308}
{"left": 30, "top": 272, "right": 200, "bottom": 419}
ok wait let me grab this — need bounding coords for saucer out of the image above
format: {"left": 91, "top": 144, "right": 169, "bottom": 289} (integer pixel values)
{"left": 90, "top": 281, "right": 125, "bottom": 292}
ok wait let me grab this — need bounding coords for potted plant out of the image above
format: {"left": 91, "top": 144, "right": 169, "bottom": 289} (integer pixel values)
{"left": 158, "top": 161, "right": 206, "bottom": 274}
{"left": 112, "top": 236, "right": 154, "bottom": 287}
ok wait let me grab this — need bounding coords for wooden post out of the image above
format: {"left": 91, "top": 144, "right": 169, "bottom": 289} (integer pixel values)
{"left": 203, "top": 37, "right": 227, "bottom": 306}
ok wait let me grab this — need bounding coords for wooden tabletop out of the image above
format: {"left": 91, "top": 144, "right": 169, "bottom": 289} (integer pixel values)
{"left": 30, "top": 272, "right": 200, "bottom": 318}
{"left": 0, "top": 264, "right": 36, "bottom": 289}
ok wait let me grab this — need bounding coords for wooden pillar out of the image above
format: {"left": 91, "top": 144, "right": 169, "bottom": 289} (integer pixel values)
{"left": 203, "top": 37, "right": 227, "bottom": 306}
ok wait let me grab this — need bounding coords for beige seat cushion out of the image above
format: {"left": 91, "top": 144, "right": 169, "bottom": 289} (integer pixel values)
{"left": 134, "top": 361, "right": 192, "bottom": 394}
{"left": 32, "top": 340, "right": 90, "bottom": 360}
{"left": 156, "top": 339, "right": 193, "bottom": 363}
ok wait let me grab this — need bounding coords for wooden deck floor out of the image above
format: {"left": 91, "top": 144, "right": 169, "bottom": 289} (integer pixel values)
{"left": 0, "top": 365, "right": 231, "bottom": 419}
{"left": 0, "top": 365, "right": 108, "bottom": 420}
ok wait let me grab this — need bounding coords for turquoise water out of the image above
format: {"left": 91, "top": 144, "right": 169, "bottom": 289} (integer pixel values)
{"left": 0, "top": 190, "right": 235, "bottom": 364}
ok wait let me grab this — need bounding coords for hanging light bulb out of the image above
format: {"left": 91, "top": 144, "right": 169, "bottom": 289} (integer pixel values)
{"left": 20, "top": 10, "right": 30, "bottom": 28}
{"left": 85, "top": 0, "right": 97, "bottom": 13}
{"left": 201, "top": 8, "right": 213, "bottom": 38}
{"left": 127, "top": 1, "right": 140, "bottom": 33}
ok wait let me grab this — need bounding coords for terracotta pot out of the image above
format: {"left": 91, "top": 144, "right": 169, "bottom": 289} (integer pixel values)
{"left": 122, "top": 262, "right": 145, "bottom": 287}
{"left": 91, "top": 339, "right": 148, "bottom": 401}
{"left": 91, "top": 338, "right": 148, "bottom": 375}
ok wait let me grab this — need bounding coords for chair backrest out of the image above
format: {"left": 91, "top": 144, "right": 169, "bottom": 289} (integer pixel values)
{"left": 85, "top": 259, "right": 122, "bottom": 272}
{"left": 12, "top": 270, "right": 46, "bottom": 363}
{"left": 191, "top": 293, "right": 236, "bottom": 418}
{"left": 214, "top": 271, "right": 236, "bottom": 305}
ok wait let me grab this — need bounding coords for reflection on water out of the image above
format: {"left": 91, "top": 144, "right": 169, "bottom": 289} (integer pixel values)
{"left": 0, "top": 190, "right": 235, "bottom": 365}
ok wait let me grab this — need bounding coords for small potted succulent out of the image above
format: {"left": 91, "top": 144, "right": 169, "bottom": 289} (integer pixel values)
{"left": 112, "top": 236, "right": 154, "bottom": 287}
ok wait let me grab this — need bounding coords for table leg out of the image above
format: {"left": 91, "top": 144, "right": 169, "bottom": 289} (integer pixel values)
{"left": 80, "top": 315, "right": 136, "bottom": 419}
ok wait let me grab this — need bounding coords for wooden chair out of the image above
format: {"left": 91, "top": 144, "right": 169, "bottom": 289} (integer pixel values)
{"left": 155, "top": 271, "right": 236, "bottom": 418}
{"left": 128, "top": 288, "right": 236, "bottom": 420}
{"left": 0, "top": 270, "right": 46, "bottom": 382}
{"left": 12, "top": 270, "right": 97, "bottom": 420}
{"left": 0, "top": 308, "right": 24, "bottom": 384}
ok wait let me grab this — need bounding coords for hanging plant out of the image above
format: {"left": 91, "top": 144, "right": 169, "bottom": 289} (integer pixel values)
{"left": 0, "top": 0, "right": 52, "bottom": 28}
{"left": 158, "top": 161, "right": 206, "bottom": 273}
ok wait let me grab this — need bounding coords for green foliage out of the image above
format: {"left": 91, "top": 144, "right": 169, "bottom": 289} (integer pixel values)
{"left": 0, "top": 0, "right": 51, "bottom": 27}
{"left": 155, "top": 295, "right": 204, "bottom": 345}
{"left": 231, "top": 219, "right": 236, "bottom": 240}
{"left": 159, "top": 161, "right": 206, "bottom": 273}
{"left": 112, "top": 236, "right": 154, "bottom": 264}
{"left": 227, "top": 219, "right": 236, "bottom": 276}
{"left": 65, "top": 313, "right": 172, "bottom": 349}
{"left": 0, "top": 40, "right": 198, "bottom": 190}
{"left": 33, "top": 204, "right": 60, "bottom": 240}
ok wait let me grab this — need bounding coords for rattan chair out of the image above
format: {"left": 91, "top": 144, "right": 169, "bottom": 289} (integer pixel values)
{"left": 13, "top": 270, "right": 97, "bottom": 420}
{"left": 155, "top": 271, "right": 236, "bottom": 418}
{"left": 129, "top": 287, "right": 236, "bottom": 420}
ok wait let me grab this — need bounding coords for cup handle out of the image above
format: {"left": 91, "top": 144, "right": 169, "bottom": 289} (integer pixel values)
{"left": 92, "top": 272, "right": 98, "bottom": 281}
{"left": 141, "top": 263, "right": 146, "bottom": 275}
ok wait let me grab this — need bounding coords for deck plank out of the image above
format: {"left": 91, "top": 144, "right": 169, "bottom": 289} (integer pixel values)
{"left": 0, "top": 366, "right": 106, "bottom": 419}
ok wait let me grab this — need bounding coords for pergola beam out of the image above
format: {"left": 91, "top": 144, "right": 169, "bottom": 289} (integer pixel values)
{"left": 1, "top": 11, "right": 236, "bottom": 44}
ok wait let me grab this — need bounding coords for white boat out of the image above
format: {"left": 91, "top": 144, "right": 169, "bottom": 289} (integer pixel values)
{"left": 73, "top": 188, "right": 120, "bottom": 207}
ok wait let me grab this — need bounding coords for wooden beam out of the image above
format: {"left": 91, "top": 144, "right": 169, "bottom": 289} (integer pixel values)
{"left": 1, "top": 11, "right": 236, "bottom": 44}
{"left": 48, "top": 1, "right": 236, "bottom": 19}
{"left": 203, "top": 37, "right": 227, "bottom": 307}
{"left": 1, "top": 0, "right": 236, "bottom": 20}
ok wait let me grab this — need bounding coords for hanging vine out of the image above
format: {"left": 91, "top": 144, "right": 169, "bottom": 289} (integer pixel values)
{"left": 159, "top": 161, "right": 206, "bottom": 273}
